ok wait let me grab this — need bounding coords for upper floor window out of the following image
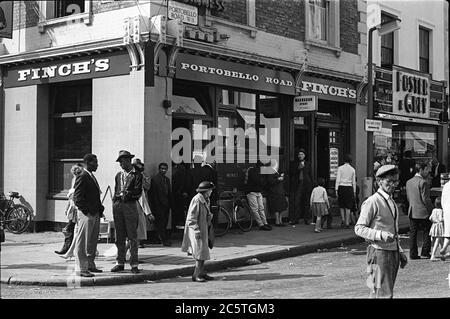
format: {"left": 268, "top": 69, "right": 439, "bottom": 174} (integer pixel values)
{"left": 38, "top": 0, "right": 92, "bottom": 32}
{"left": 308, "top": 0, "right": 328, "bottom": 42}
{"left": 380, "top": 13, "right": 395, "bottom": 69}
{"left": 54, "top": 0, "right": 85, "bottom": 18}
{"left": 419, "top": 27, "right": 430, "bottom": 74}
{"left": 305, "top": 0, "right": 340, "bottom": 53}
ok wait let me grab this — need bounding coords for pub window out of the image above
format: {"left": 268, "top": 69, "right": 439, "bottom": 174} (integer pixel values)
{"left": 49, "top": 80, "right": 92, "bottom": 195}
{"left": 380, "top": 13, "right": 395, "bottom": 69}
{"left": 419, "top": 27, "right": 430, "bottom": 74}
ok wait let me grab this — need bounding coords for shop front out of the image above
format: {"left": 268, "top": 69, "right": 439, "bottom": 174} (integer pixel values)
{"left": 1, "top": 48, "right": 142, "bottom": 229}
{"left": 373, "top": 65, "right": 447, "bottom": 169}
{"left": 171, "top": 51, "right": 295, "bottom": 195}
{"left": 170, "top": 51, "right": 359, "bottom": 211}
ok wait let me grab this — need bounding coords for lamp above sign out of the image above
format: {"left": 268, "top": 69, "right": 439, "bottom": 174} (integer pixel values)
{"left": 293, "top": 95, "right": 318, "bottom": 112}
{"left": 168, "top": 0, "right": 198, "bottom": 25}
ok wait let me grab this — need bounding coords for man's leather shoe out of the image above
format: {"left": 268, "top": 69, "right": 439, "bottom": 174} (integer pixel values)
{"left": 131, "top": 267, "right": 141, "bottom": 274}
{"left": 192, "top": 276, "right": 207, "bottom": 282}
{"left": 200, "top": 274, "right": 214, "bottom": 281}
{"left": 78, "top": 271, "right": 94, "bottom": 277}
{"left": 111, "top": 265, "right": 125, "bottom": 272}
{"left": 289, "top": 221, "right": 298, "bottom": 225}
{"left": 264, "top": 224, "right": 272, "bottom": 230}
{"left": 410, "top": 255, "right": 421, "bottom": 260}
{"left": 259, "top": 225, "right": 271, "bottom": 231}
{"left": 420, "top": 254, "right": 431, "bottom": 259}
{"left": 88, "top": 268, "right": 103, "bottom": 273}
{"left": 54, "top": 249, "right": 68, "bottom": 255}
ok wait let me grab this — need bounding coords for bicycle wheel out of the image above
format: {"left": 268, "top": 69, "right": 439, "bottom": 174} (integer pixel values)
{"left": 235, "top": 200, "right": 253, "bottom": 232}
{"left": 211, "top": 205, "right": 231, "bottom": 237}
{"left": 5, "top": 204, "right": 32, "bottom": 234}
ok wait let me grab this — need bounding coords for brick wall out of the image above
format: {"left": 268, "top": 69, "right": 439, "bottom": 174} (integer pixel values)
{"left": 256, "top": 0, "right": 304, "bottom": 41}
{"left": 340, "top": 0, "right": 359, "bottom": 54}
{"left": 211, "top": 0, "right": 247, "bottom": 25}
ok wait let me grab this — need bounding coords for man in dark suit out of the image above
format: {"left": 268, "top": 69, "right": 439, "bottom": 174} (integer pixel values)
{"left": 149, "top": 162, "right": 173, "bottom": 246}
{"left": 290, "top": 149, "right": 313, "bottom": 225}
{"left": 172, "top": 162, "right": 191, "bottom": 229}
{"left": 111, "top": 150, "right": 143, "bottom": 274}
{"left": 431, "top": 156, "right": 446, "bottom": 188}
{"left": 73, "top": 154, "right": 104, "bottom": 277}
{"left": 405, "top": 162, "right": 433, "bottom": 259}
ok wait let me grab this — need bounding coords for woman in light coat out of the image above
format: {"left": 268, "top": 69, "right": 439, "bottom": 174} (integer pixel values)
{"left": 181, "top": 181, "right": 214, "bottom": 282}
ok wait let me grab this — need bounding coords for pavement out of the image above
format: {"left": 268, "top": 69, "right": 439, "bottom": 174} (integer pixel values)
{"left": 0, "top": 213, "right": 411, "bottom": 287}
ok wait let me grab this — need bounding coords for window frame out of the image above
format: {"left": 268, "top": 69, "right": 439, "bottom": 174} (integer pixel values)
{"left": 419, "top": 26, "right": 430, "bottom": 74}
{"left": 48, "top": 80, "right": 92, "bottom": 197}
{"left": 304, "top": 0, "right": 341, "bottom": 55}
{"left": 38, "top": 0, "right": 92, "bottom": 33}
{"left": 380, "top": 12, "right": 395, "bottom": 69}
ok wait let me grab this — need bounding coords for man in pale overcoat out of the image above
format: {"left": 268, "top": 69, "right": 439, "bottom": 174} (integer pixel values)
{"left": 405, "top": 162, "right": 433, "bottom": 259}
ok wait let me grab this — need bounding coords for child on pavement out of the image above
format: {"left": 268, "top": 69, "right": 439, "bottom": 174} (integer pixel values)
{"left": 429, "top": 197, "right": 444, "bottom": 261}
{"left": 310, "top": 177, "right": 330, "bottom": 233}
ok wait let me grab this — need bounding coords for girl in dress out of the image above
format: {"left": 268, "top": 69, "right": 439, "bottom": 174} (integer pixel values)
{"left": 310, "top": 177, "right": 330, "bottom": 233}
{"left": 429, "top": 197, "right": 444, "bottom": 261}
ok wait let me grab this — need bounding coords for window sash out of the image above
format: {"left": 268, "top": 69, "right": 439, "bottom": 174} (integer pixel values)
{"left": 308, "top": 1, "right": 328, "bottom": 42}
{"left": 419, "top": 28, "right": 430, "bottom": 73}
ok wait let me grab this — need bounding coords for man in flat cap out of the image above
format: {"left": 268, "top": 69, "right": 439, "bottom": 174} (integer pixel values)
{"left": 111, "top": 150, "right": 143, "bottom": 274}
{"left": 355, "top": 165, "right": 407, "bottom": 298}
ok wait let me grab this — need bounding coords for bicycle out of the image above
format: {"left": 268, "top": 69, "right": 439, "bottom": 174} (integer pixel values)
{"left": 0, "top": 191, "right": 33, "bottom": 234}
{"left": 211, "top": 190, "right": 253, "bottom": 237}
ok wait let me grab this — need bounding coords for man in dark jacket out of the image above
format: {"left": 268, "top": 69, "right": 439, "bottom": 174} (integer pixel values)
{"left": 431, "top": 156, "right": 446, "bottom": 188}
{"left": 150, "top": 162, "right": 173, "bottom": 246}
{"left": 290, "top": 149, "right": 313, "bottom": 225}
{"left": 405, "top": 162, "right": 433, "bottom": 259}
{"left": 73, "top": 154, "right": 104, "bottom": 277}
{"left": 111, "top": 150, "right": 143, "bottom": 274}
{"left": 172, "top": 162, "right": 191, "bottom": 229}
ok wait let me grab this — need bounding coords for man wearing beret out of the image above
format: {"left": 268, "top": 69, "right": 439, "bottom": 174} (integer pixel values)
{"left": 355, "top": 165, "right": 407, "bottom": 298}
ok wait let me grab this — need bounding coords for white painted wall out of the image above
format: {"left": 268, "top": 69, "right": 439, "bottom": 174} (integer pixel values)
{"left": 374, "top": 0, "right": 446, "bottom": 81}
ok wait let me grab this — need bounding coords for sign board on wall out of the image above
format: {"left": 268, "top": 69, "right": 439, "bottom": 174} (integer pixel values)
{"left": 293, "top": 95, "right": 317, "bottom": 112}
{"left": 329, "top": 147, "right": 339, "bottom": 180}
{"left": 392, "top": 65, "right": 430, "bottom": 119}
{"left": 176, "top": 53, "right": 296, "bottom": 95}
{"left": 168, "top": 0, "right": 198, "bottom": 25}
{"left": 365, "top": 119, "right": 382, "bottom": 132}
{"left": 300, "top": 76, "right": 357, "bottom": 104}
{"left": 3, "top": 51, "right": 131, "bottom": 88}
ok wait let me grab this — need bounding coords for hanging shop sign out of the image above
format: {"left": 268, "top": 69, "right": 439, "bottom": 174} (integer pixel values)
{"left": 176, "top": 53, "right": 296, "bottom": 95}
{"left": 392, "top": 65, "right": 430, "bottom": 119}
{"left": 175, "top": 0, "right": 225, "bottom": 12}
{"left": 3, "top": 51, "right": 131, "bottom": 88}
{"left": 293, "top": 95, "right": 318, "bottom": 112}
{"left": 168, "top": 1, "right": 198, "bottom": 25}
{"left": 365, "top": 119, "right": 382, "bottom": 132}
{"left": 300, "top": 76, "right": 357, "bottom": 104}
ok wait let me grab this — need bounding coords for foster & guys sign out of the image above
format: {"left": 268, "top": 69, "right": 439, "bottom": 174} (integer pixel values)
{"left": 392, "top": 65, "right": 430, "bottom": 119}
{"left": 3, "top": 51, "right": 131, "bottom": 88}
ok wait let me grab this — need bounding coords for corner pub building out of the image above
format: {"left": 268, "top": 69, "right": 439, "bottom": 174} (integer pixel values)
{"left": 0, "top": 0, "right": 366, "bottom": 231}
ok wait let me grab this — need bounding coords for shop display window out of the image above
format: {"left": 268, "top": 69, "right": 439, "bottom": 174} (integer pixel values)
{"left": 49, "top": 80, "right": 92, "bottom": 195}
{"left": 374, "top": 122, "right": 437, "bottom": 167}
